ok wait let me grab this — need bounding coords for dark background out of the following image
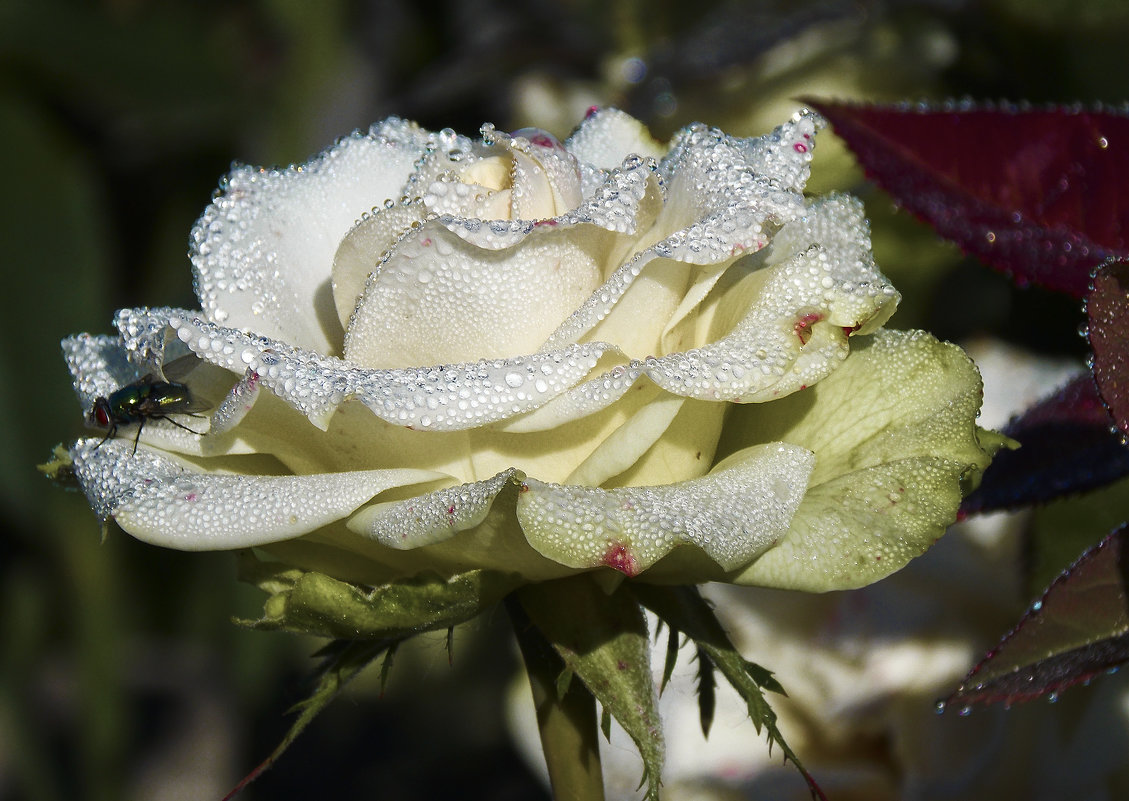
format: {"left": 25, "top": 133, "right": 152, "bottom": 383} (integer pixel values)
{"left": 4, "top": 0, "right": 1129, "bottom": 798}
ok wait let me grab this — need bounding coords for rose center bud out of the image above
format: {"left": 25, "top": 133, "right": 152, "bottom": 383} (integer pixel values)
{"left": 455, "top": 128, "right": 582, "bottom": 221}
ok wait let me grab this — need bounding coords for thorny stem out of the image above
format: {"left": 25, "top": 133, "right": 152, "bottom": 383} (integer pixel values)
{"left": 506, "top": 595, "right": 605, "bottom": 801}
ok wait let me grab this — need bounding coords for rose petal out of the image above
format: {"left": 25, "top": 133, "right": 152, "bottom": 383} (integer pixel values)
{"left": 721, "top": 329, "right": 1000, "bottom": 590}
{"left": 190, "top": 118, "right": 434, "bottom": 354}
{"left": 348, "top": 468, "right": 521, "bottom": 549}
{"left": 343, "top": 223, "right": 607, "bottom": 368}
{"left": 566, "top": 107, "right": 667, "bottom": 172}
{"left": 516, "top": 443, "right": 815, "bottom": 576}
{"left": 320, "top": 468, "right": 572, "bottom": 581}
{"left": 117, "top": 308, "right": 614, "bottom": 432}
{"left": 563, "top": 390, "right": 686, "bottom": 486}
{"left": 504, "top": 128, "right": 583, "bottom": 218}
{"left": 542, "top": 115, "right": 819, "bottom": 353}
{"left": 330, "top": 201, "right": 428, "bottom": 330}
{"left": 70, "top": 438, "right": 448, "bottom": 549}
{"left": 62, "top": 333, "right": 142, "bottom": 410}
{"left": 434, "top": 154, "right": 662, "bottom": 251}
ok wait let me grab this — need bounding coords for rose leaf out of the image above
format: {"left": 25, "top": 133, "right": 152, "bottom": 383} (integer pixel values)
{"left": 808, "top": 100, "right": 1129, "bottom": 297}
{"left": 632, "top": 584, "right": 826, "bottom": 801}
{"left": 945, "top": 524, "right": 1129, "bottom": 710}
{"left": 236, "top": 553, "right": 522, "bottom": 640}
{"left": 518, "top": 576, "right": 663, "bottom": 800}
{"left": 960, "top": 372, "right": 1129, "bottom": 515}
{"left": 1087, "top": 259, "right": 1129, "bottom": 438}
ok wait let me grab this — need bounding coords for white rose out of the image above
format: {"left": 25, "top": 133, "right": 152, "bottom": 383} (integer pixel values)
{"left": 60, "top": 108, "right": 998, "bottom": 591}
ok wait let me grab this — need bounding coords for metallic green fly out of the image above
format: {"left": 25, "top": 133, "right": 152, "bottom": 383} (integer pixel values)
{"left": 89, "top": 374, "right": 209, "bottom": 454}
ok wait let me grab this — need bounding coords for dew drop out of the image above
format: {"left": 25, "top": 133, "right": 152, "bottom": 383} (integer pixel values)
{"left": 504, "top": 371, "right": 524, "bottom": 388}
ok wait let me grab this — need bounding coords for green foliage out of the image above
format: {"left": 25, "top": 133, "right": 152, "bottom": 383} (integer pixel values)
{"left": 237, "top": 553, "right": 523, "bottom": 640}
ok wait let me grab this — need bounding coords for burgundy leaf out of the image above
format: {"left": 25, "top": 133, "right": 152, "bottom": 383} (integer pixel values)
{"left": 960, "top": 373, "right": 1129, "bottom": 515}
{"left": 1087, "top": 259, "right": 1129, "bottom": 438}
{"left": 944, "top": 524, "right": 1129, "bottom": 710}
{"left": 808, "top": 100, "right": 1129, "bottom": 296}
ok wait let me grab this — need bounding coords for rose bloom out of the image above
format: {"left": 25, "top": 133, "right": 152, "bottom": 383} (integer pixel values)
{"left": 62, "top": 108, "right": 997, "bottom": 592}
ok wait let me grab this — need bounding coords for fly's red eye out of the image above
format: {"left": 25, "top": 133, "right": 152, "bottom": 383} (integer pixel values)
{"left": 94, "top": 403, "right": 110, "bottom": 427}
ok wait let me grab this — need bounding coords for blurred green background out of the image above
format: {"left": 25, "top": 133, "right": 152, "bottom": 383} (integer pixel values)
{"left": 5, "top": 0, "right": 1129, "bottom": 799}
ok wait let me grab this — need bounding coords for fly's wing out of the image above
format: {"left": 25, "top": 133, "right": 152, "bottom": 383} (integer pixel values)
{"left": 160, "top": 353, "right": 203, "bottom": 383}
{"left": 143, "top": 380, "right": 212, "bottom": 416}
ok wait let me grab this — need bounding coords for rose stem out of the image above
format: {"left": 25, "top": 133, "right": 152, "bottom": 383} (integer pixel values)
{"left": 506, "top": 595, "right": 606, "bottom": 801}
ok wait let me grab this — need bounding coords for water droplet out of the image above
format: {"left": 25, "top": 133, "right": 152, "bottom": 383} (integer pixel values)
{"left": 505, "top": 371, "right": 524, "bottom": 388}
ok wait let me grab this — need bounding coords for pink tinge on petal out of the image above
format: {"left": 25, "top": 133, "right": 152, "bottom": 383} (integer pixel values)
{"left": 603, "top": 542, "right": 640, "bottom": 577}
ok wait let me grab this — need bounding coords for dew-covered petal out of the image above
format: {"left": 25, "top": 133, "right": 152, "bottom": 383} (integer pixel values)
{"left": 721, "top": 329, "right": 1000, "bottom": 590}
{"left": 315, "top": 469, "right": 574, "bottom": 582}
{"left": 69, "top": 438, "right": 449, "bottom": 550}
{"left": 433, "top": 154, "right": 662, "bottom": 251}
{"left": 343, "top": 223, "right": 607, "bottom": 368}
{"left": 190, "top": 118, "right": 434, "bottom": 354}
{"left": 331, "top": 201, "right": 428, "bottom": 330}
{"left": 566, "top": 107, "right": 666, "bottom": 172}
{"left": 516, "top": 443, "right": 814, "bottom": 576}
{"left": 348, "top": 468, "right": 521, "bottom": 549}
{"left": 635, "top": 195, "right": 900, "bottom": 403}
{"left": 505, "top": 127, "right": 583, "bottom": 218}
{"left": 62, "top": 333, "right": 143, "bottom": 411}
{"left": 660, "top": 110, "right": 819, "bottom": 197}
{"left": 542, "top": 116, "right": 818, "bottom": 353}
{"left": 116, "top": 308, "right": 615, "bottom": 432}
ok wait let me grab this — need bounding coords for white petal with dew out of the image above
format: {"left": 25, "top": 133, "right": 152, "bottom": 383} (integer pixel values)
{"left": 116, "top": 308, "right": 613, "bottom": 431}
{"left": 190, "top": 118, "right": 434, "bottom": 354}
{"left": 344, "top": 222, "right": 605, "bottom": 369}
{"left": 331, "top": 201, "right": 428, "bottom": 330}
{"left": 566, "top": 107, "right": 666, "bottom": 171}
{"left": 516, "top": 443, "right": 814, "bottom": 575}
{"left": 542, "top": 116, "right": 819, "bottom": 352}
{"left": 70, "top": 438, "right": 447, "bottom": 550}
{"left": 348, "top": 468, "right": 522, "bottom": 549}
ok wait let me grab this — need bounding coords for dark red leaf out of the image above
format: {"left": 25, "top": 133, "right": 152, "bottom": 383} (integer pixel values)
{"left": 960, "top": 373, "right": 1129, "bottom": 515}
{"left": 944, "top": 524, "right": 1129, "bottom": 710}
{"left": 1087, "top": 259, "right": 1129, "bottom": 438}
{"left": 808, "top": 100, "right": 1129, "bottom": 297}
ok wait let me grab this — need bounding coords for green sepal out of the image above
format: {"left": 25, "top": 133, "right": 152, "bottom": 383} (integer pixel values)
{"left": 236, "top": 551, "right": 523, "bottom": 639}
{"left": 518, "top": 575, "right": 663, "bottom": 801}
{"left": 378, "top": 642, "right": 398, "bottom": 695}
{"left": 222, "top": 638, "right": 395, "bottom": 800}
{"left": 695, "top": 647, "right": 716, "bottom": 737}
{"left": 631, "top": 584, "right": 827, "bottom": 800}
{"left": 660, "top": 625, "right": 681, "bottom": 694}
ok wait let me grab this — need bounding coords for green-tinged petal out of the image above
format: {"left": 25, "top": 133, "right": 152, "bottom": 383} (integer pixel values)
{"left": 518, "top": 576, "right": 662, "bottom": 800}
{"left": 237, "top": 553, "right": 522, "bottom": 639}
{"left": 517, "top": 443, "right": 814, "bottom": 576}
{"left": 721, "top": 328, "right": 1000, "bottom": 590}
